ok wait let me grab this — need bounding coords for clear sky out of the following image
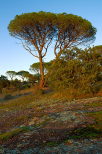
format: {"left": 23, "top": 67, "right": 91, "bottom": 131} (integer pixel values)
{"left": 0, "top": 0, "right": 102, "bottom": 76}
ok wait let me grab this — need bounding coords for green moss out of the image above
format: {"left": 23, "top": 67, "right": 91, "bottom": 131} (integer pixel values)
{"left": 0, "top": 126, "right": 32, "bottom": 141}
{"left": 68, "top": 127, "right": 101, "bottom": 139}
{"left": 64, "top": 125, "right": 102, "bottom": 140}
{"left": 46, "top": 141, "right": 59, "bottom": 147}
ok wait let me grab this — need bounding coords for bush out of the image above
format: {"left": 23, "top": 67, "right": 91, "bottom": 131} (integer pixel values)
{"left": 47, "top": 47, "right": 102, "bottom": 96}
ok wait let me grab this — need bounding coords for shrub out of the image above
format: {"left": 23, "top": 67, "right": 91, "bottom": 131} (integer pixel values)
{"left": 47, "top": 47, "right": 102, "bottom": 96}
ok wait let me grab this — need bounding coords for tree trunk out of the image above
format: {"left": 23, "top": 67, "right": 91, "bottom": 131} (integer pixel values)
{"left": 39, "top": 55, "right": 45, "bottom": 89}
{"left": 53, "top": 49, "right": 63, "bottom": 65}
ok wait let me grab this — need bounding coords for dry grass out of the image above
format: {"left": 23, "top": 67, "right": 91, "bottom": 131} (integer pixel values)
{"left": 52, "top": 89, "right": 95, "bottom": 100}
{"left": 0, "top": 87, "right": 102, "bottom": 144}
{"left": 0, "top": 87, "right": 35, "bottom": 100}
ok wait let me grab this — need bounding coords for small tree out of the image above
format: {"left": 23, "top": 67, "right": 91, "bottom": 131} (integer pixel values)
{"left": 27, "top": 74, "right": 37, "bottom": 86}
{"left": 30, "top": 61, "right": 51, "bottom": 75}
{"left": 0, "top": 75, "right": 8, "bottom": 80}
{"left": 17, "top": 71, "right": 30, "bottom": 81}
{"left": 29, "top": 62, "right": 40, "bottom": 75}
{"left": 6, "top": 71, "right": 16, "bottom": 80}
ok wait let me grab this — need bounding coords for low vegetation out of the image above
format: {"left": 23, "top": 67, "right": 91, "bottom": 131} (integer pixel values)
{"left": 0, "top": 89, "right": 102, "bottom": 145}
{"left": 0, "top": 126, "right": 31, "bottom": 141}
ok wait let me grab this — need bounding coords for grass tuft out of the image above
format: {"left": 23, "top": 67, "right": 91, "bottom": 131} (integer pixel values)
{"left": 0, "top": 126, "right": 33, "bottom": 141}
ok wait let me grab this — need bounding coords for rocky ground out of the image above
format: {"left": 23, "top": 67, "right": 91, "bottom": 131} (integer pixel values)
{"left": 0, "top": 95, "right": 102, "bottom": 153}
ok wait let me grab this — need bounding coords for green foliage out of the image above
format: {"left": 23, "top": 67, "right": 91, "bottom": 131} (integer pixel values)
{"left": 0, "top": 75, "right": 10, "bottom": 93}
{"left": 0, "top": 71, "right": 36, "bottom": 93}
{"left": 6, "top": 71, "right": 16, "bottom": 80}
{"left": 46, "top": 141, "right": 59, "bottom": 147}
{"left": 17, "top": 70, "right": 30, "bottom": 81}
{"left": 54, "top": 13, "right": 96, "bottom": 59}
{"left": 30, "top": 62, "right": 40, "bottom": 74}
{"left": 0, "top": 75, "right": 8, "bottom": 80}
{"left": 8, "top": 11, "right": 56, "bottom": 41}
{"left": 47, "top": 46, "right": 102, "bottom": 94}
{"left": 77, "top": 46, "right": 102, "bottom": 93}
{"left": 8, "top": 12, "right": 96, "bottom": 52}
{"left": 10, "top": 79, "right": 22, "bottom": 89}
{"left": 47, "top": 59, "right": 80, "bottom": 89}
{"left": 30, "top": 61, "right": 52, "bottom": 75}
{"left": 68, "top": 127, "right": 101, "bottom": 139}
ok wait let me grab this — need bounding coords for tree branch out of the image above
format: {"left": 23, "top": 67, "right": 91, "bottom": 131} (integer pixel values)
{"left": 21, "top": 41, "right": 39, "bottom": 58}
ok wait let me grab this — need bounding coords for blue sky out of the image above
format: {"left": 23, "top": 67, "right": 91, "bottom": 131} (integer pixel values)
{"left": 0, "top": 0, "right": 102, "bottom": 76}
